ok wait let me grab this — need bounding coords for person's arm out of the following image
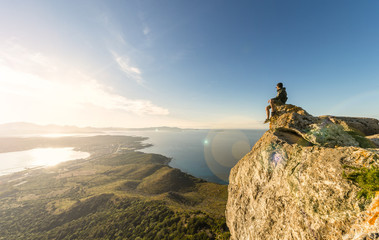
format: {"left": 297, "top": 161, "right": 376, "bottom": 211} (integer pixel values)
{"left": 271, "top": 92, "right": 280, "bottom": 101}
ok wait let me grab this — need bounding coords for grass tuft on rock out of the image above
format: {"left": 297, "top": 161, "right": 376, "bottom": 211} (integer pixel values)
{"left": 343, "top": 165, "right": 379, "bottom": 199}
{"left": 346, "top": 130, "right": 377, "bottom": 148}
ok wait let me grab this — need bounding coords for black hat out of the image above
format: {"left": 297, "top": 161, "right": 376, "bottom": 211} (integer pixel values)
{"left": 277, "top": 82, "right": 283, "bottom": 88}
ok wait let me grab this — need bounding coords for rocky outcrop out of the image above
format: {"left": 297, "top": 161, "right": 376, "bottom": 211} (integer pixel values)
{"left": 226, "top": 105, "right": 379, "bottom": 240}
{"left": 368, "top": 134, "right": 379, "bottom": 148}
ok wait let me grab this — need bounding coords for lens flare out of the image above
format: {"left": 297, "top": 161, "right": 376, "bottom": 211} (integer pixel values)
{"left": 204, "top": 130, "right": 251, "bottom": 182}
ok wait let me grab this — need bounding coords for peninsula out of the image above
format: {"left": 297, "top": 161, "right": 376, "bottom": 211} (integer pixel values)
{"left": 0, "top": 135, "right": 230, "bottom": 239}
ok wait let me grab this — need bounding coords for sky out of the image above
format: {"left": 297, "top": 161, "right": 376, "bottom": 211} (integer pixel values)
{"left": 0, "top": 0, "right": 378, "bottom": 129}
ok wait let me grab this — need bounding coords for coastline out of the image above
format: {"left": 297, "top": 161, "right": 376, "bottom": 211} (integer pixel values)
{"left": 0, "top": 129, "right": 266, "bottom": 185}
{"left": 0, "top": 135, "right": 230, "bottom": 239}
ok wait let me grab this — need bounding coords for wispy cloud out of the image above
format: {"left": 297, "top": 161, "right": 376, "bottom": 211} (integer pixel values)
{"left": 142, "top": 24, "right": 153, "bottom": 48}
{"left": 111, "top": 50, "right": 144, "bottom": 85}
{"left": 112, "top": 30, "right": 127, "bottom": 45}
{"left": 0, "top": 42, "right": 169, "bottom": 126}
{"left": 74, "top": 75, "right": 167, "bottom": 115}
{"left": 98, "top": 12, "right": 127, "bottom": 46}
{"left": 1, "top": 39, "right": 57, "bottom": 74}
{"left": 143, "top": 25, "right": 150, "bottom": 36}
{"left": 97, "top": 12, "right": 151, "bottom": 86}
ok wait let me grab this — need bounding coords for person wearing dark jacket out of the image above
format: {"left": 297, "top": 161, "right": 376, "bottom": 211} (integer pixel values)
{"left": 264, "top": 83, "right": 287, "bottom": 123}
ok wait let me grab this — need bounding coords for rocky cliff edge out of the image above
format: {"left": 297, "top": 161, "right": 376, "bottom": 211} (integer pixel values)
{"left": 226, "top": 104, "right": 379, "bottom": 240}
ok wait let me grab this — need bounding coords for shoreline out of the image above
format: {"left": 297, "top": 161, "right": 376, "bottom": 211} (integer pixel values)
{"left": 0, "top": 134, "right": 230, "bottom": 239}
{"left": 0, "top": 134, "right": 226, "bottom": 187}
{"left": 0, "top": 133, "right": 230, "bottom": 185}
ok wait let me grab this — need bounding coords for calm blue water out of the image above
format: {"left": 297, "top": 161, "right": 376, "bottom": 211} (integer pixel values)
{"left": 0, "top": 129, "right": 266, "bottom": 184}
{"left": 119, "top": 129, "right": 266, "bottom": 184}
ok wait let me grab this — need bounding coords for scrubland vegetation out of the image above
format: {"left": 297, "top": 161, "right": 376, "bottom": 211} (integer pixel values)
{"left": 0, "top": 136, "right": 229, "bottom": 239}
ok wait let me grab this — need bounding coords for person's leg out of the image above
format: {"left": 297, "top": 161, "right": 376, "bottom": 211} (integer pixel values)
{"left": 265, "top": 105, "right": 271, "bottom": 119}
{"left": 270, "top": 101, "right": 276, "bottom": 113}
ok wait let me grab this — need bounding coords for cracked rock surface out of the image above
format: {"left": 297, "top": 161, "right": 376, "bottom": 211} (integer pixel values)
{"left": 226, "top": 105, "right": 379, "bottom": 240}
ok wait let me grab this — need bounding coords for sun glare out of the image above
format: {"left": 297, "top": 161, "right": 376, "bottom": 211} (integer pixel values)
{"left": 30, "top": 148, "right": 90, "bottom": 166}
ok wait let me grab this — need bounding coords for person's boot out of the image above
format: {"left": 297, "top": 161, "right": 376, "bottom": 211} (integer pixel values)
{"left": 264, "top": 118, "right": 270, "bottom": 124}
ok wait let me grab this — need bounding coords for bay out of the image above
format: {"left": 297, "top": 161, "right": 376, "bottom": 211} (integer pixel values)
{"left": 0, "top": 129, "right": 266, "bottom": 184}
{"left": 0, "top": 148, "right": 90, "bottom": 176}
{"left": 116, "top": 129, "right": 266, "bottom": 184}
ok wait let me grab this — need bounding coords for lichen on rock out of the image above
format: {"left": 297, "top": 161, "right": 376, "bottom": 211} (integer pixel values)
{"left": 226, "top": 105, "right": 379, "bottom": 240}
{"left": 304, "top": 122, "right": 359, "bottom": 147}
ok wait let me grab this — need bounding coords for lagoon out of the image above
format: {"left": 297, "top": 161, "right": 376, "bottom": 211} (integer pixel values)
{"left": 0, "top": 148, "right": 90, "bottom": 176}
{"left": 0, "top": 129, "right": 266, "bottom": 184}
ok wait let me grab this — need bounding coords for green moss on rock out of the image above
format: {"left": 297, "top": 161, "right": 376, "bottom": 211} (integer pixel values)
{"left": 343, "top": 166, "right": 379, "bottom": 199}
{"left": 346, "top": 130, "right": 377, "bottom": 148}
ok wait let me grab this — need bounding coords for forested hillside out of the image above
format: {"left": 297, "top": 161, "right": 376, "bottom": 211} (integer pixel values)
{"left": 0, "top": 136, "right": 229, "bottom": 239}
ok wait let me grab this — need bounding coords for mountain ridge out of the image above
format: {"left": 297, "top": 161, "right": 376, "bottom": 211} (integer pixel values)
{"left": 0, "top": 122, "right": 186, "bottom": 136}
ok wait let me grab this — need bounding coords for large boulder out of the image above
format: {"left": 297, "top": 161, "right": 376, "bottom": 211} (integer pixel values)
{"left": 226, "top": 105, "right": 379, "bottom": 240}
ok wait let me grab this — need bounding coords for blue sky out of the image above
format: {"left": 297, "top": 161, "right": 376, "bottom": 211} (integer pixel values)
{"left": 0, "top": 0, "right": 378, "bottom": 129}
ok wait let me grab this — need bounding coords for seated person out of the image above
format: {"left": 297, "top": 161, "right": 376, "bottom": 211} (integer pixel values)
{"left": 265, "top": 82, "right": 287, "bottom": 123}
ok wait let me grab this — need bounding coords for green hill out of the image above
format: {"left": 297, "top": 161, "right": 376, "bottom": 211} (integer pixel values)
{"left": 137, "top": 167, "right": 198, "bottom": 194}
{"left": 0, "top": 136, "right": 229, "bottom": 239}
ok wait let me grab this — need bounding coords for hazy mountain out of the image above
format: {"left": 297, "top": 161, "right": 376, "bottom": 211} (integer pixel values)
{"left": 0, "top": 122, "right": 185, "bottom": 136}
{"left": 0, "top": 122, "right": 101, "bottom": 136}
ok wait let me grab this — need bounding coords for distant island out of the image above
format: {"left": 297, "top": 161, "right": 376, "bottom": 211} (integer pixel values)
{"left": 0, "top": 135, "right": 229, "bottom": 239}
{"left": 0, "top": 122, "right": 187, "bottom": 137}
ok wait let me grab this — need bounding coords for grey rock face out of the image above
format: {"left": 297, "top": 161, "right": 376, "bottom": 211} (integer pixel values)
{"left": 367, "top": 134, "right": 379, "bottom": 148}
{"left": 327, "top": 116, "right": 379, "bottom": 136}
{"left": 226, "top": 105, "right": 379, "bottom": 240}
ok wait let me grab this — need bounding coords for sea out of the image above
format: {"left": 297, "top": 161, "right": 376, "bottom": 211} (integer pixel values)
{"left": 0, "top": 129, "right": 266, "bottom": 184}
{"left": 112, "top": 129, "right": 266, "bottom": 184}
